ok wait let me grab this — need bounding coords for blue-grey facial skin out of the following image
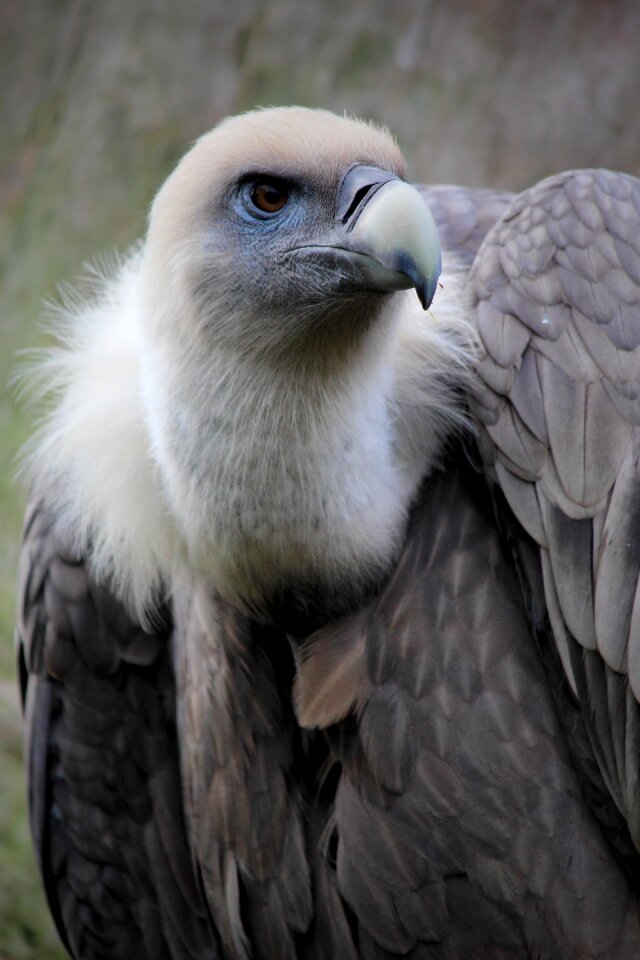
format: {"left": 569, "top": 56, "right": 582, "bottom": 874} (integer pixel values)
{"left": 196, "top": 164, "right": 442, "bottom": 322}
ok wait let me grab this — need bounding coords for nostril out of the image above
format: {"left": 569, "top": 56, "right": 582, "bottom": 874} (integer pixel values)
{"left": 336, "top": 163, "right": 399, "bottom": 227}
{"left": 342, "top": 185, "right": 376, "bottom": 225}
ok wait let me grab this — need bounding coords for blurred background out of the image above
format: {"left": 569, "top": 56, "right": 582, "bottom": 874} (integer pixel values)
{"left": 2, "top": 0, "right": 640, "bottom": 955}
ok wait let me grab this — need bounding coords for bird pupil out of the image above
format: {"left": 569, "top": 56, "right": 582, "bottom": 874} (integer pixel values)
{"left": 251, "top": 181, "right": 288, "bottom": 212}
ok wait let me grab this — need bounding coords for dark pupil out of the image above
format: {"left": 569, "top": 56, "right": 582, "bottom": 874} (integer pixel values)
{"left": 251, "top": 182, "right": 288, "bottom": 212}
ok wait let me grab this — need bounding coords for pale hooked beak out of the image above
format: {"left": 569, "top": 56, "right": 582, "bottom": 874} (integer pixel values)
{"left": 337, "top": 164, "right": 442, "bottom": 310}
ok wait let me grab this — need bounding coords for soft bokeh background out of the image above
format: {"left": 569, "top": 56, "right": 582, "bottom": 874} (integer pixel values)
{"left": 2, "top": 1, "right": 640, "bottom": 955}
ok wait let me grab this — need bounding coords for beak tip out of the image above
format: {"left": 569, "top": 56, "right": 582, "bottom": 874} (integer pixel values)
{"left": 411, "top": 251, "right": 441, "bottom": 311}
{"left": 417, "top": 275, "right": 438, "bottom": 311}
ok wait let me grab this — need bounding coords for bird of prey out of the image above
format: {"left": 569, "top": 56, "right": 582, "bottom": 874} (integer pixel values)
{"left": 15, "top": 106, "right": 640, "bottom": 959}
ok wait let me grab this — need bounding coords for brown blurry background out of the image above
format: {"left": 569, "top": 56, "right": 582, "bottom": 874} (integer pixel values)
{"left": 1, "top": 1, "right": 639, "bottom": 955}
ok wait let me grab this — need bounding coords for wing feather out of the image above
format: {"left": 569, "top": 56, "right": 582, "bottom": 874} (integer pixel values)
{"left": 172, "top": 586, "right": 314, "bottom": 960}
{"left": 471, "top": 168, "right": 640, "bottom": 857}
{"left": 16, "top": 500, "right": 217, "bottom": 959}
{"left": 326, "top": 464, "right": 640, "bottom": 955}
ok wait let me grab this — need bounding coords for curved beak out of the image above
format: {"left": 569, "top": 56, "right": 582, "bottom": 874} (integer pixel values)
{"left": 291, "top": 164, "right": 441, "bottom": 311}
{"left": 341, "top": 174, "right": 442, "bottom": 310}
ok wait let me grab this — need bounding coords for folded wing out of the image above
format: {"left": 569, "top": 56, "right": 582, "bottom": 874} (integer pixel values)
{"left": 470, "top": 169, "right": 640, "bottom": 853}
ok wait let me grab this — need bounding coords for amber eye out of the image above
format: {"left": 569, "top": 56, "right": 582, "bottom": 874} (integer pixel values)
{"left": 249, "top": 180, "right": 289, "bottom": 214}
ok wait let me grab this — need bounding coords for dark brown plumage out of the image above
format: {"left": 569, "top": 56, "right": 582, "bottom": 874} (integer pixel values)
{"left": 16, "top": 109, "right": 640, "bottom": 958}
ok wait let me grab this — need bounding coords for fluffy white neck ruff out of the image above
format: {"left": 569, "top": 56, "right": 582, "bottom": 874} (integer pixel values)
{"left": 24, "top": 251, "right": 473, "bottom": 620}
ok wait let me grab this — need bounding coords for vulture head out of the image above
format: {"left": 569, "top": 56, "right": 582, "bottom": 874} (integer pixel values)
{"left": 28, "top": 106, "right": 472, "bottom": 624}
{"left": 142, "top": 107, "right": 439, "bottom": 351}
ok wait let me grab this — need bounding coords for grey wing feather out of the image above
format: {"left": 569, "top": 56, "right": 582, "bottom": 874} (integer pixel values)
{"left": 16, "top": 500, "right": 218, "bottom": 959}
{"left": 416, "top": 183, "right": 514, "bottom": 267}
{"left": 171, "top": 587, "right": 315, "bottom": 960}
{"left": 309, "top": 463, "right": 640, "bottom": 957}
{"left": 470, "top": 169, "right": 640, "bottom": 850}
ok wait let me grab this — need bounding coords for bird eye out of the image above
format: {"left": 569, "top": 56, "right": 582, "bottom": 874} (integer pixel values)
{"left": 249, "top": 180, "right": 289, "bottom": 214}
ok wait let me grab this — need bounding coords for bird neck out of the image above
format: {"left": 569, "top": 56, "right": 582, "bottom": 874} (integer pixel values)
{"left": 141, "top": 301, "right": 412, "bottom": 616}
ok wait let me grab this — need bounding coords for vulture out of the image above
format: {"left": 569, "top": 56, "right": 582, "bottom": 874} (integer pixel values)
{"left": 15, "top": 106, "right": 640, "bottom": 959}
